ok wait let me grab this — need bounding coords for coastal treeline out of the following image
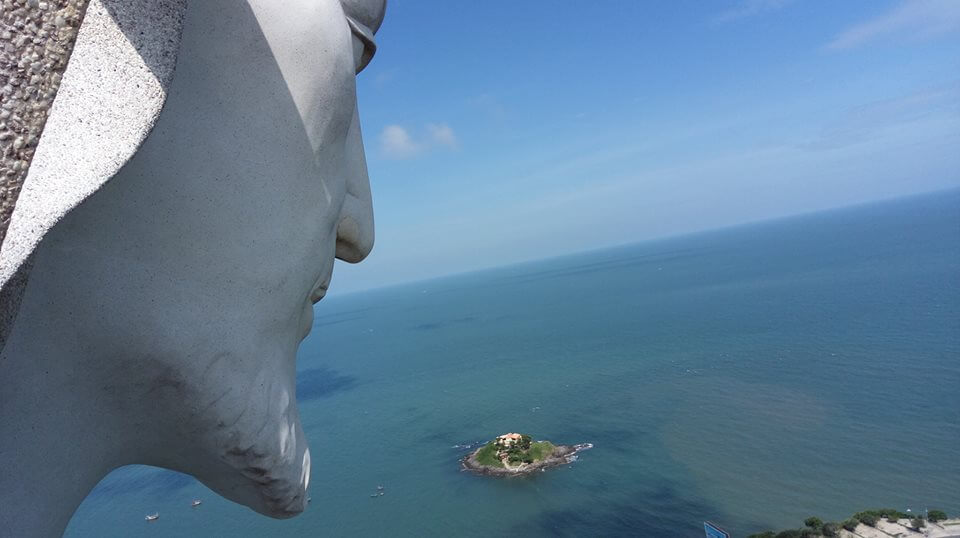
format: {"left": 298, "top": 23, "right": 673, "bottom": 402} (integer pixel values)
{"left": 747, "top": 508, "right": 951, "bottom": 537}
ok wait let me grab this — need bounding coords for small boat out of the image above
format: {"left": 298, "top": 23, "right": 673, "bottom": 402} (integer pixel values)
{"left": 145, "top": 513, "right": 159, "bottom": 522}
{"left": 191, "top": 499, "right": 202, "bottom": 507}
{"left": 307, "top": 497, "right": 312, "bottom": 503}
{"left": 376, "top": 485, "right": 384, "bottom": 491}
{"left": 369, "top": 494, "right": 378, "bottom": 498}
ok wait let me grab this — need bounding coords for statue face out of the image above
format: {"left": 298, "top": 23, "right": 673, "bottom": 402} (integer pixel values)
{"left": 18, "top": 0, "right": 386, "bottom": 519}
{"left": 0, "top": 0, "right": 386, "bottom": 529}
{"left": 176, "top": 0, "right": 386, "bottom": 517}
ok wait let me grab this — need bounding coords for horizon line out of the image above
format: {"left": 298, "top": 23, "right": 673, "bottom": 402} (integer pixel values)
{"left": 326, "top": 184, "right": 960, "bottom": 299}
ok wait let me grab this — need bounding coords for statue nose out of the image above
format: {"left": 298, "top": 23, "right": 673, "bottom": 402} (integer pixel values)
{"left": 335, "top": 105, "right": 374, "bottom": 263}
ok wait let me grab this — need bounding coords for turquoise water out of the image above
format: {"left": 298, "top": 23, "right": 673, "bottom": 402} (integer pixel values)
{"left": 66, "top": 190, "right": 960, "bottom": 537}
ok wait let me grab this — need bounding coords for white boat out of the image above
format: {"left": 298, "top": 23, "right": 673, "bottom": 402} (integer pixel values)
{"left": 145, "top": 513, "right": 159, "bottom": 522}
{"left": 191, "top": 499, "right": 202, "bottom": 507}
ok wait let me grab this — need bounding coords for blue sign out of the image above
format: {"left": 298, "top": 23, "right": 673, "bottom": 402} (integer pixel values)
{"left": 704, "top": 521, "right": 730, "bottom": 538}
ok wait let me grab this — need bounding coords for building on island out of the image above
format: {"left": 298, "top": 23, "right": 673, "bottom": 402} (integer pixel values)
{"left": 496, "top": 433, "right": 523, "bottom": 447}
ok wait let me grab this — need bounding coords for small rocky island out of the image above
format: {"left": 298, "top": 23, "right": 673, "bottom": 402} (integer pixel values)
{"left": 461, "top": 433, "right": 592, "bottom": 476}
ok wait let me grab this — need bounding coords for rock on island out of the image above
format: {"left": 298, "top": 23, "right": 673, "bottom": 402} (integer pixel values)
{"left": 461, "top": 433, "right": 592, "bottom": 476}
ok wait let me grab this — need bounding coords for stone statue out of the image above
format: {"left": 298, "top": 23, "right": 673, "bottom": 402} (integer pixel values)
{"left": 0, "top": 0, "right": 385, "bottom": 535}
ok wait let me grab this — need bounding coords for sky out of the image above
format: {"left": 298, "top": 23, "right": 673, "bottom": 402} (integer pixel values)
{"left": 332, "top": 0, "right": 960, "bottom": 294}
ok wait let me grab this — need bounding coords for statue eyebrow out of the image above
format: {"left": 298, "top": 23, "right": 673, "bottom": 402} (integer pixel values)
{"left": 345, "top": 16, "right": 377, "bottom": 73}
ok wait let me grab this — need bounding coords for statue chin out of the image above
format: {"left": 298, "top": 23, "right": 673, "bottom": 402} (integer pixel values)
{"left": 213, "top": 421, "right": 312, "bottom": 519}
{"left": 161, "top": 340, "right": 310, "bottom": 518}
{"left": 213, "top": 399, "right": 311, "bottom": 518}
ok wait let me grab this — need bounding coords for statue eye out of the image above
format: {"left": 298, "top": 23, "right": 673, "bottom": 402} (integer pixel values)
{"left": 346, "top": 16, "right": 376, "bottom": 74}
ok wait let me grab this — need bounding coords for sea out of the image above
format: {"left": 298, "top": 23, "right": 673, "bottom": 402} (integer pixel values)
{"left": 65, "top": 189, "right": 960, "bottom": 537}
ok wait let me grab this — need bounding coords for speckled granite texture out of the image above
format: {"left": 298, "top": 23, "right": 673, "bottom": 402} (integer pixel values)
{"left": 0, "top": 0, "right": 185, "bottom": 346}
{"left": 1, "top": 0, "right": 89, "bottom": 345}
{"left": 1, "top": 0, "right": 89, "bottom": 246}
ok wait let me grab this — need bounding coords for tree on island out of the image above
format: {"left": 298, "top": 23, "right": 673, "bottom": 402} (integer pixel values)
{"left": 475, "top": 433, "right": 558, "bottom": 469}
{"left": 853, "top": 511, "right": 879, "bottom": 527}
{"left": 928, "top": 510, "right": 948, "bottom": 522}
{"left": 820, "top": 522, "right": 840, "bottom": 537}
{"left": 803, "top": 517, "right": 822, "bottom": 532}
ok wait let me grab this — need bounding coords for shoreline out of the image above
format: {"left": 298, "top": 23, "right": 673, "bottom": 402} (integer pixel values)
{"left": 461, "top": 443, "right": 592, "bottom": 476}
{"left": 747, "top": 511, "right": 958, "bottom": 538}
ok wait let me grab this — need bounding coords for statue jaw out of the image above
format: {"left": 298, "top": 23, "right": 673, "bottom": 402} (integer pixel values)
{"left": 215, "top": 416, "right": 312, "bottom": 518}
{"left": 184, "top": 347, "right": 313, "bottom": 518}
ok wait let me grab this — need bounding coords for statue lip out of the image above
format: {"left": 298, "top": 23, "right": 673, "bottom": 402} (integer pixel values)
{"left": 309, "top": 271, "right": 332, "bottom": 304}
{"left": 309, "top": 285, "right": 328, "bottom": 304}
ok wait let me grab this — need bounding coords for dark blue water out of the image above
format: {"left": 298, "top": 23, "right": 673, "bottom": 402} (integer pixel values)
{"left": 66, "top": 189, "right": 960, "bottom": 537}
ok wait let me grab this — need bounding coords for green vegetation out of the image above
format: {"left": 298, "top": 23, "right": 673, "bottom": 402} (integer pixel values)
{"left": 877, "top": 508, "right": 910, "bottom": 520}
{"left": 473, "top": 434, "right": 560, "bottom": 469}
{"left": 474, "top": 442, "right": 504, "bottom": 468}
{"left": 495, "top": 434, "right": 555, "bottom": 466}
{"left": 527, "top": 441, "right": 556, "bottom": 461}
{"left": 929, "top": 510, "right": 948, "bottom": 522}
{"left": 820, "top": 522, "right": 839, "bottom": 537}
{"left": 851, "top": 508, "right": 914, "bottom": 525}
{"left": 748, "top": 508, "right": 951, "bottom": 537}
{"left": 854, "top": 511, "right": 879, "bottom": 526}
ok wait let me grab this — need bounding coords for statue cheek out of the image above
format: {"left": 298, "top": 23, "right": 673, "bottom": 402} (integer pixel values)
{"left": 308, "top": 73, "right": 359, "bottom": 154}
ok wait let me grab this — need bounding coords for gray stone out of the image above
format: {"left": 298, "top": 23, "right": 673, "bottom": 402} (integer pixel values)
{"left": 0, "top": 0, "right": 90, "bottom": 248}
{"left": 0, "top": 0, "right": 386, "bottom": 536}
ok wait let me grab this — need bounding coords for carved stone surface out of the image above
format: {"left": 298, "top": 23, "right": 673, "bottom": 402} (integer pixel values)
{"left": 1, "top": 0, "right": 185, "bottom": 345}
{"left": 0, "top": 0, "right": 90, "bottom": 246}
{"left": 0, "top": 1, "right": 385, "bottom": 536}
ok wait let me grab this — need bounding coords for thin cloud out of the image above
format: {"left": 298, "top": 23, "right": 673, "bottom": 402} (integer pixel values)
{"left": 380, "top": 125, "right": 421, "bottom": 158}
{"left": 715, "top": 0, "right": 795, "bottom": 23}
{"left": 379, "top": 123, "right": 459, "bottom": 159}
{"left": 427, "top": 123, "right": 458, "bottom": 149}
{"left": 826, "top": 0, "right": 960, "bottom": 50}
{"left": 800, "top": 83, "right": 960, "bottom": 150}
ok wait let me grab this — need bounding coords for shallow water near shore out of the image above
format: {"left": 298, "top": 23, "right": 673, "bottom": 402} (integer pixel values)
{"left": 65, "top": 189, "right": 960, "bottom": 537}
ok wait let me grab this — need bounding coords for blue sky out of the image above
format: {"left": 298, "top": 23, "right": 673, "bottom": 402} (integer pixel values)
{"left": 333, "top": 0, "right": 960, "bottom": 294}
